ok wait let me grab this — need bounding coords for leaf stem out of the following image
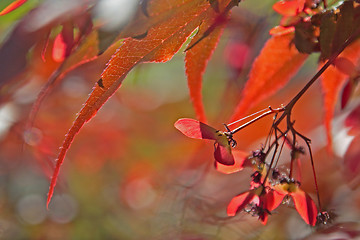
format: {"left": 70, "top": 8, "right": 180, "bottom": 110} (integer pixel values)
{"left": 266, "top": 24, "right": 360, "bottom": 213}
{"left": 227, "top": 107, "right": 284, "bottom": 135}
{"left": 226, "top": 107, "right": 269, "bottom": 127}
{"left": 280, "top": 25, "right": 360, "bottom": 119}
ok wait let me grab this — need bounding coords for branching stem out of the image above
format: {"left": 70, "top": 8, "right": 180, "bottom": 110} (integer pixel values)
{"left": 265, "top": 24, "right": 360, "bottom": 211}
{"left": 226, "top": 107, "right": 285, "bottom": 135}
{"left": 225, "top": 24, "right": 360, "bottom": 215}
{"left": 276, "top": 25, "right": 360, "bottom": 128}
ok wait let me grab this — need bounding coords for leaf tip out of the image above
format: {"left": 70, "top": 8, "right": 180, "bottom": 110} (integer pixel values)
{"left": 46, "top": 178, "right": 56, "bottom": 209}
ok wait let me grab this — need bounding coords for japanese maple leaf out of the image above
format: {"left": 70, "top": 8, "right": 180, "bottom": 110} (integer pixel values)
{"left": 185, "top": 6, "right": 230, "bottom": 123}
{"left": 174, "top": 118, "right": 235, "bottom": 166}
{"left": 320, "top": 40, "right": 360, "bottom": 150}
{"left": 46, "top": 0, "right": 237, "bottom": 207}
{"left": 230, "top": 33, "right": 308, "bottom": 121}
{"left": 274, "top": 182, "right": 318, "bottom": 226}
{"left": 228, "top": 182, "right": 318, "bottom": 225}
{"left": 227, "top": 187, "right": 284, "bottom": 225}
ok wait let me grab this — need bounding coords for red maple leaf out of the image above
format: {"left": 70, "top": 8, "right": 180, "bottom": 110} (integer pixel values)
{"left": 320, "top": 40, "right": 360, "bottom": 150}
{"left": 274, "top": 182, "right": 318, "bottom": 226}
{"left": 174, "top": 118, "right": 235, "bottom": 166}
{"left": 230, "top": 33, "right": 308, "bottom": 121}
{"left": 46, "top": 0, "right": 237, "bottom": 207}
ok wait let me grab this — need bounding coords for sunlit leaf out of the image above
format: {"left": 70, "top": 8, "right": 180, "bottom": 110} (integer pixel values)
{"left": 334, "top": 57, "right": 356, "bottom": 76}
{"left": 27, "top": 31, "right": 119, "bottom": 132}
{"left": 291, "top": 189, "right": 318, "bottom": 226}
{"left": 175, "top": 118, "right": 235, "bottom": 165}
{"left": 264, "top": 190, "right": 285, "bottom": 212}
{"left": 47, "top": 0, "right": 235, "bottom": 206}
{"left": 230, "top": 33, "right": 307, "bottom": 121}
{"left": 227, "top": 191, "right": 256, "bottom": 216}
{"left": 320, "top": 40, "right": 360, "bottom": 149}
{"left": 185, "top": 12, "right": 228, "bottom": 123}
{"left": 52, "top": 33, "right": 67, "bottom": 62}
{"left": 174, "top": 118, "right": 218, "bottom": 140}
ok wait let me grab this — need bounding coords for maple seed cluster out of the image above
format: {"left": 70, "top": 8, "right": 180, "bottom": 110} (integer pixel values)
{"left": 175, "top": 108, "right": 330, "bottom": 226}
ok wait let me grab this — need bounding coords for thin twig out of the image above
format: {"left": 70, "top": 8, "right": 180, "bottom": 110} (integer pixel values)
{"left": 227, "top": 107, "right": 269, "bottom": 127}
{"left": 274, "top": 25, "right": 360, "bottom": 128}
{"left": 262, "top": 128, "right": 279, "bottom": 186}
{"left": 227, "top": 107, "right": 284, "bottom": 135}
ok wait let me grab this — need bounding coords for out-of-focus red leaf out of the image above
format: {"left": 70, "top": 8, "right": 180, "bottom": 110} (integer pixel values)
{"left": 321, "top": 66, "right": 346, "bottom": 149}
{"left": 291, "top": 189, "right": 318, "bottom": 226}
{"left": 334, "top": 57, "right": 356, "bottom": 76}
{"left": 0, "top": 0, "right": 95, "bottom": 88}
{"left": 26, "top": 30, "right": 105, "bottom": 132}
{"left": 185, "top": 12, "right": 228, "bottom": 123}
{"left": 60, "top": 30, "right": 101, "bottom": 70}
{"left": 47, "top": 0, "right": 235, "bottom": 206}
{"left": 0, "top": 19, "right": 49, "bottom": 86}
{"left": 174, "top": 118, "right": 218, "bottom": 140}
{"left": 272, "top": 0, "right": 305, "bottom": 17}
{"left": 52, "top": 33, "right": 67, "bottom": 62}
{"left": 49, "top": 20, "right": 88, "bottom": 63}
{"left": 215, "top": 150, "right": 249, "bottom": 174}
{"left": 344, "top": 135, "right": 360, "bottom": 187}
{"left": 269, "top": 25, "right": 295, "bottom": 36}
{"left": 320, "top": 40, "right": 360, "bottom": 149}
{"left": 341, "top": 79, "right": 353, "bottom": 109}
{"left": 224, "top": 41, "right": 250, "bottom": 70}
{"left": 227, "top": 191, "right": 256, "bottom": 216}
{"left": 54, "top": 22, "right": 76, "bottom": 61}
{"left": 345, "top": 105, "right": 360, "bottom": 134}
{"left": 230, "top": 33, "right": 308, "bottom": 121}
{"left": 0, "top": 0, "right": 27, "bottom": 16}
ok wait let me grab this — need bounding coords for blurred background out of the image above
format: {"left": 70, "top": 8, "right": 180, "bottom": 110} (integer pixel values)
{"left": 0, "top": 0, "right": 359, "bottom": 239}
